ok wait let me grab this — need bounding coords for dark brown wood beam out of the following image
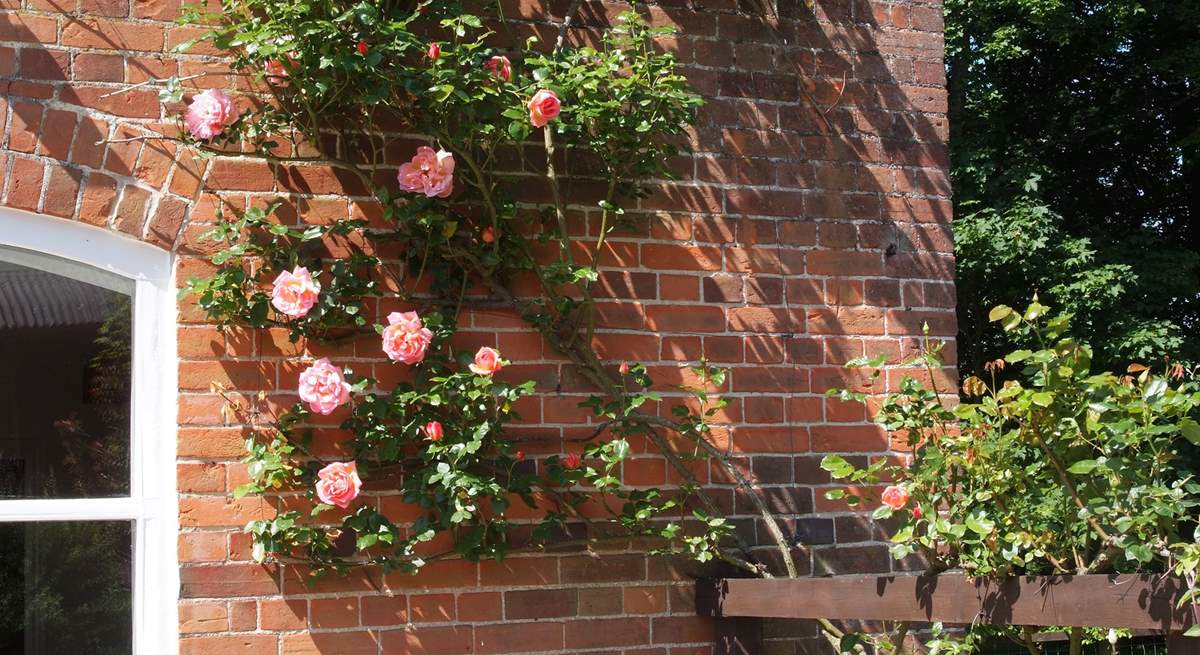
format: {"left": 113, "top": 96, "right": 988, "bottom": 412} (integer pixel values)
{"left": 696, "top": 574, "right": 1198, "bottom": 632}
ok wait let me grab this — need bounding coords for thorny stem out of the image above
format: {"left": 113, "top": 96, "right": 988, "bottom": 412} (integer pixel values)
{"left": 1029, "top": 423, "right": 1113, "bottom": 544}
{"left": 1022, "top": 627, "right": 1044, "bottom": 655}
{"left": 892, "top": 621, "right": 911, "bottom": 655}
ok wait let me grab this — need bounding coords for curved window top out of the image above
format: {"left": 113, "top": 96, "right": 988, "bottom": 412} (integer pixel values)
{"left": 0, "top": 207, "right": 171, "bottom": 286}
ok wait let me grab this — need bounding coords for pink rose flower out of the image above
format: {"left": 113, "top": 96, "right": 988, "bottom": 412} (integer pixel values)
{"left": 514, "top": 450, "right": 525, "bottom": 462}
{"left": 427, "top": 42, "right": 440, "bottom": 61}
{"left": 484, "top": 55, "right": 512, "bottom": 82}
{"left": 316, "top": 461, "right": 362, "bottom": 509}
{"left": 184, "top": 89, "right": 239, "bottom": 141}
{"left": 381, "top": 311, "right": 434, "bottom": 365}
{"left": 527, "top": 89, "right": 561, "bottom": 128}
{"left": 263, "top": 57, "right": 291, "bottom": 84}
{"left": 469, "top": 346, "right": 503, "bottom": 376}
{"left": 881, "top": 485, "right": 909, "bottom": 510}
{"left": 911, "top": 505, "right": 923, "bottom": 520}
{"left": 271, "top": 266, "right": 321, "bottom": 319}
{"left": 618, "top": 361, "right": 630, "bottom": 375}
{"left": 481, "top": 226, "right": 496, "bottom": 243}
{"left": 563, "top": 452, "right": 582, "bottom": 470}
{"left": 397, "top": 146, "right": 455, "bottom": 198}
{"left": 423, "top": 420, "right": 444, "bottom": 442}
{"left": 298, "top": 358, "right": 352, "bottom": 415}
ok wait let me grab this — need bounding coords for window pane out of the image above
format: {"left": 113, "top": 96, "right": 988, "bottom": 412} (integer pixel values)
{"left": 0, "top": 521, "right": 133, "bottom": 654}
{"left": 0, "top": 258, "right": 131, "bottom": 498}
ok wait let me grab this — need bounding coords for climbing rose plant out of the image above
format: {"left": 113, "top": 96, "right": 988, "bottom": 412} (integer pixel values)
{"left": 163, "top": 0, "right": 1200, "bottom": 650}
{"left": 824, "top": 300, "right": 1200, "bottom": 649}
{"left": 177, "top": 0, "right": 778, "bottom": 579}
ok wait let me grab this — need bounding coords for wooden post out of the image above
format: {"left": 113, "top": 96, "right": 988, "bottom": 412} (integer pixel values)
{"left": 698, "top": 578, "right": 764, "bottom": 654}
{"left": 1167, "top": 632, "right": 1200, "bottom": 655}
{"left": 714, "top": 617, "right": 763, "bottom": 655}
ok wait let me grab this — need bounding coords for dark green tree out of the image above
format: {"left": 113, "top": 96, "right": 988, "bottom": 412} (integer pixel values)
{"left": 948, "top": 0, "right": 1200, "bottom": 373}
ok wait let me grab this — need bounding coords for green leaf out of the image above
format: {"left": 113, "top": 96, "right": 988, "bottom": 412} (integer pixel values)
{"left": 1176, "top": 420, "right": 1200, "bottom": 448}
{"left": 1067, "top": 459, "right": 1099, "bottom": 474}
{"left": 872, "top": 505, "right": 894, "bottom": 520}
{"left": 1184, "top": 625, "right": 1200, "bottom": 637}
{"left": 988, "top": 305, "right": 1013, "bottom": 322}
{"left": 965, "top": 513, "right": 994, "bottom": 536}
{"left": 1031, "top": 391, "right": 1054, "bottom": 407}
{"left": 819, "top": 454, "right": 855, "bottom": 479}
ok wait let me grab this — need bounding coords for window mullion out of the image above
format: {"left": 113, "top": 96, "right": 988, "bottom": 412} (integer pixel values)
{"left": 0, "top": 497, "right": 144, "bottom": 522}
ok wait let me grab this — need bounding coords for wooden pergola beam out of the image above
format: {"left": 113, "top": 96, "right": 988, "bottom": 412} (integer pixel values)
{"left": 695, "top": 574, "right": 1198, "bottom": 632}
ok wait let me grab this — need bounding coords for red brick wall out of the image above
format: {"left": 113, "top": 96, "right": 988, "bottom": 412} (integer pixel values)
{"left": 0, "top": 0, "right": 955, "bottom": 651}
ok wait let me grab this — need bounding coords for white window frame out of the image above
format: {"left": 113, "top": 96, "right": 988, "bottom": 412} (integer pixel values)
{"left": 0, "top": 207, "right": 179, "bottom": 653}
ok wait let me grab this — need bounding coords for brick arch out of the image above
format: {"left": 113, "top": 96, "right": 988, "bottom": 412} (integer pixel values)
{"left": 0, "top": 105, "right": 204, "bottom": 251}
{"left": 1, "top": 3, "right": 210, "bottom": 253}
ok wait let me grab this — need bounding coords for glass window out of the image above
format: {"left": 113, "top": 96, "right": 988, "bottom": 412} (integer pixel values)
{"left": 0, "top": 259, "right": 132, "bottom": 498}
{"left": 0, "top": 521, "right": 134, "bottom": 653}
{"left": 0, "top": 210, "right": 178, "bottom": 655}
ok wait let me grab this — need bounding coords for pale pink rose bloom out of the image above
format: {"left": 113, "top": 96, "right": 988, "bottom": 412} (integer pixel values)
{"left": 469, "top": 346, "right": 503, "bottom": 376}
{"left": 881, "top": 485, "right": 909, "bottom": 510}
{"left": 427, "top": 42, "right": 440, "bottom": 61}
{"left": 315, "top": 461, "right": 362, "bottom": 509}
{"left": 484, "top": 55, "right": 512, "bottom": 82}
{"left": 381, "top": 311, "right": 434, "bottom": 365}
{"left": 298, "top": 358, "right": 352, "bottom": 415}
{"left": 270, "top": 266, "right": 321, "bottom": 319}
{"left": 618, "top": 361, "right": 630, "bottom": 375}
{"left": 184, "top": 88, "right": 240, "bottom": 140}
{"left": 563, "top": 452, "right": 582, "bottom": 470}
{"left": 397, "top": 146, "right": 455, "bottom": 198}
{"left": 527, "top": 89, "right": 561, "bottom": 128}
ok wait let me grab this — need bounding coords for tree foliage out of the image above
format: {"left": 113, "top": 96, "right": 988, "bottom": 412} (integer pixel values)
{"left": 948, "top": 0, "right": 1200, "bottom": 373}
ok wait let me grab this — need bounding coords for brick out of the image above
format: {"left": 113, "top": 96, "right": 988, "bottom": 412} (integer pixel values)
{"left": 71, "top": 117, "right": 110, "bottom": 167}
{"left": 6, "top": 158, "right": 45, "bottom": 211}
{"left": 62, "top": 18, "right": 164, "bottom": 51}
{"left": 207, "top": 158, "right": 276, "bottom": 191}
{"left": 505, "top": 588, "right": 576, "bottom": 620}
{"left": 113, "top": 184, "right": 151, "bottom": 235}
{"left": 41, "top": 165, "right": 82, "bottom": 218}
{"left": 283, "top": 632, "right": 381, "bottom": 655}
{"left": 475, "top": 621, "right": 564, "bottom": 654}
{"left": 180, "top": 634, "right": 277, "bottom": 654}
{"left": 8, "top": 101, "right": 43, "bottom": 153}
{"left": 180, "top": 564, "right": 279, "bottom": 598}
{"left": 565, "top": 617, "right": 651, "bottom": 649}
{"left": 74, "top": 52, "right": 125, "bottom": 81}
{"left": 362, "top": 596, "right": 408, "bottom": 626}
{"left": 310, "top": 597, "right": 359, "bottom": 628}
{"left": 381, "top": 625, "right": 473, "bottom": 655}
{"left": 38, "top": 109, "right": 78, "bottom": 160}
{"left": 19, "top": 48, "right": 70, "bottom": 80}
{"left": 78, "top": 172, "right": 118, "bottom": 226}
{"left": 80, "top": 0, "right": 131, "bottom": 16}
{"left": 134, "top": 0, "right": 182, "bottom": 20}
{"left": 59, "top": 85, "right": 160, "bottom": 118}
{"left": 0, "top": 48, "right": 14, "bottom": 76}
{"left": 0, "top": 15, "right": 59, "bottom": 43}
{"left": 146, "top": 194, "right": 188, "bottom": 248}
